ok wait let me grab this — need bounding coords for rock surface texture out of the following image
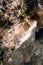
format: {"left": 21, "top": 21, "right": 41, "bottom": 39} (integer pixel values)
{"left": 0, "top": 19, "right": 37, "bottom": 65}
{"left": 0, "top": 0, "right": 43, "bottom": 65}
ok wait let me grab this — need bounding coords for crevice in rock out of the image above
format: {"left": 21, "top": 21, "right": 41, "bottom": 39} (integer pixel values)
{"left": 35, "top": 28, "right": 43, "bottom": 40}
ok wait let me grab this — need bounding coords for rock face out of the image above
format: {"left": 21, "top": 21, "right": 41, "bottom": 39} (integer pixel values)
{"left": 11, "top": 21, "right": 37, "bottom": 65}
{"left": 0, "top": 19, "right": 37, "bottom": 65}
{"left": 0, "top": 0, "right": 43, "bottom": 65}
{"left": 0, "top": 0, "right": 37, "bottom": 65}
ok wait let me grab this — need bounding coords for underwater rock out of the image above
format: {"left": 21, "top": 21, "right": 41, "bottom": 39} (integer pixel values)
{"left": 0, "top": 0, "right": 43, "bottom": 65}
{"left": 0, "top": 19, "right": 37, "bottom": 65}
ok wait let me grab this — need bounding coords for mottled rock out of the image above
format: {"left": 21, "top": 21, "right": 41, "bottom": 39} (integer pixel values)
{"left": 1, "top": 0, "right": 43, "bottom": 65}
{"left": 0, "top": 20, "right": 37, "bottom": 65}
{"left": 10, "top": 21, "right": 37, "bottom": 65}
